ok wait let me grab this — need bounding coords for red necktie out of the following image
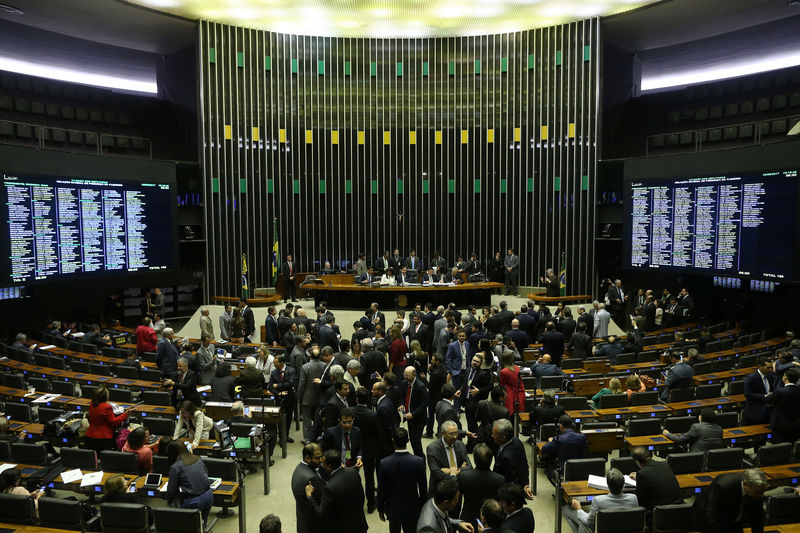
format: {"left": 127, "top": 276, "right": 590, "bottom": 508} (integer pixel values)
{"left": 280, "top": 371, "right": 284, "bottom": 382}
{"left": 405, "top": 384, "right": 412, "bottom": 411}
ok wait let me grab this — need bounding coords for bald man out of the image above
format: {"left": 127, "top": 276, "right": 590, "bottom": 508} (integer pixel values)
{"left": 504, "top": 319, "right": 529, "bottom": 351}
{"left": 529, "top": 354, "right": 564, "bottom": 379}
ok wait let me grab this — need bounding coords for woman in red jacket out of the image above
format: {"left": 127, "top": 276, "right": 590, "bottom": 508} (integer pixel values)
{"left": 135, "top": 316, "right": 158, "bottom": 354}
{"left": 388, "top": 326, "right": 408, "bottom": 382}
{"left": 85, "top": 386, "right": 128, "bottom": 453}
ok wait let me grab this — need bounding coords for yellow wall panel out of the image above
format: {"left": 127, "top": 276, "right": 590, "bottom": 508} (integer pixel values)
{"left": 224, "top": 125, "right": 232, "bottom": 140}
{"left": 358, "top": 131, "right": 365, "bottom": 145}
{"left": 278, "top": 129, "right": 286, "bottom": 143}
{"left": 331, "top": 130, "right": 339, "bottom": 145}
{"left": 568, "top": 123, "right": 576, "bottom": 138}
{"left": 383, "top": 131, "right": 391, "bottom": 145}
{"left": 513, "top": 127, "right": 521, "bottom": 142}
{"left": 461, "top": 130, "right": 469, "bottom": 144}
{"left": 435, "top": 131, "right": 442, "bottom": 144}
{"left": 409, "top": 131, "right": 416, "bottom": 145}
{"left": 487, "top": 129, "right": 494, "bottom": 143}
{"left": 305, "top": 130, "right": 313, "bottom": 144}
{"left": 540, "top": 125, "right": 548, "bottom": 140}
{"left": 251, "top": 127, "right": 259, "bottom": 141}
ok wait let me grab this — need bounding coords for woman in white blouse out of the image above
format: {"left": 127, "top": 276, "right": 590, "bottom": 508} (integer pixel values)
{"left": 380, "top": 268, "right": 397, "bottom": 286}
{"left": 255, "top": 345, "right": 275, "bottom": 381}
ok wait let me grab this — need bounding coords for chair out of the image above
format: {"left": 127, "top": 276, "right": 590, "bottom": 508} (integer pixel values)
{"left": 33, "top": 352, "right": 51, "bottom": 367}
{"left": 540, "top": 375, "right": 564, "bottom": 390}
{"left": 4, "top": 402, "right": 33, "bottom": 422}
{"left": 115, "top": 366, "right": 140, "bottom": 379}
{"left": 68, "top": 341, "right": 84, "bottom": 352}
{"left": 2, "top": 373, "right": 26, "bottom": 388}
{"left": 90, "top": 363, "right": 111, "bottom": 376}
{"left": 629, "top": 391, "right": 659, "bottom": 406}
{"left": 615, "top": 353, "right": 636, "bottom": 365}
{"left": 597, "top": 394, "right": 628, "bottom": 409}
{"left": 637, "top": 351, "right": 658, "bottom": 363}
{"left": 751, "top": 443, "right": 793, "bottom": 467}
{"left": 153, "top": 507, "right": 204, "bottom": 533}
{"left": 666, "top": 452, "right": 705, "bottom": 474}
{"left": 100, "top": 450, "right": 139, "bottom": 473}
{"left": 561, "top": 358, "right": 583, "bottom": 370}
{"left": 53, "top": 337, "right": 68, "bottom": 349}
{"left": 153, "top": 455, "right": 171, "bottom": 476}
{"left": 70, "top": 361, "right": 91, "bottom": 373}
{"left": 51, "top": 380, "right": 77, "bottom": 396}
{"left": 27, "top": 376, "right": 51, "bottom": 393}
{"left": 692, "top": 361, "right": 714, "bottom": 375}
{"left": 727, "top": 380, "right": 745, "bottom": 396}
{"left": 81, "top": 343, "right": 99, "bottom": 355}
{"left": 100, "top": 502, "right": 151, "bottom": 533}
{"left": 695, "top": 383, "right": 723, "bottom": 399}
{"left": 719, "top": 338, "right": 734, "bottom": 351}
{"left": 705, "top": 447, "right": 744, "bottom": 471}
{"left": 109, "top": 388, "right": 134, "bottom": 403}
{"left": 0, "top": 493, "right": 37, "bottom": 524}
{"left": 203, "top": 456, "right": 239, "bottom": 481}
{"left": 595, "top": 506, "right": 646, "bottom": 533}
{"left": 714, "top": 358, "right": 734, "bottom": 372}
{"left": 563, "top": 458, "right": 606, "bottom": 481}
{"left": 766, "top": 493, "right": 800, "bottom": 525}
{"left": 37, "top": 407, "right": 65, "bottom": 424}
{"left": 11, "top": 442, "right": 51, "bottom": 465}
{"left": 143, "top": 417, "right": 176, "bottom": 436}
{"left": 581, "top": 422, "right": 619, "bottom": 430}
{"left": 610, "top": 456, "right": 638, "bottom": 475}
{"left": 668, "top": 388, "right": 694, "bottom": 403}
{"left": 663, "top": 416, "right": 695, "bottom": 434}
{"left": 558, "top": 396, "right": 589, "bottom": 410}
{"left": 738, "top": 354, "right": 758, "bottom": 368}
{"left": 657, "top": 333, "right": 675, "bottom": 344}
{"left": 39, "top": 497, "right": 93, "bottom": 530}
{"left": 61, "top": 447, "right": 98, "bottom": 469}
{"left": 140, "top": 368, "right": 163, "bottom": 381}
{"left": 80, "top": 384, "right": 99, "bottom": 399}
{"left": 704, "top": 340, "right": 721, "bottom": 354}
{"left": 653, "top": 503, "right": 694, "bottom": 533}
{"left": 143, "top": 391, "right": 172, "bottom": 406}
{"left": 714, "top": 411, "right": 739, "bottom": 428}
{"left": 538, "top": 423, "right": 559, "bottom": 442}
{"left": 628, "top": 418, "right": 662, "bottom": 437}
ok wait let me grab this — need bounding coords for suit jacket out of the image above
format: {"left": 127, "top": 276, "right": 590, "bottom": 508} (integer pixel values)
{"left": 195, "top": 344, "right": 216, "bottom": 385}
{"left": 516, "top": 313, "right": 536, "bottom": 340}
{"left": 359, "top": 349, "right": 388, "bottom": 388}
{"left": 691, "top": 472, "right": 763, "bottom": 533}
{"left": 634, "top": 459, "right": 683, "bottom": 511}
{"left": 322, "top": 393, "right": 348, "bottom": 428}
{"left": 497, "top": 310, "right": 515, "bottom": 333}
{"left": 427, "top": 364, "right": 448, "bottom": 405}
{"left": 767, "top": 383, "right": 800, "bottom": 436}
{"left": 461, "top": 367, "right": 492, "bottom": 406}
{"left": 377, "top": 451, "right": 427, "bottom": 520}
{"left": 169, "top": 369, "right": 201, "bottom": 407}
{"left": 236, "top": 366, "right": 265, "bottom": 399}
{"left": 400, "top": 378, "right": 428, "bottom": 425}
{"left": 297, "top": 359, "right": 326, "bottom": 406}
{"left": 530, "top": 362, "right": 564, "bottom": 380}
{"left": 445, "top": 340, "right": 470, "bottom": 377}
{"left": 457, "top": 468, "right": 506, "bottom": 524}
{"left": 406, "top": 256, "right": 422, "bottom": 271}
{"left": 416, "top": 497, "right": 463, "bottom": 533}
{"left": 743, "top": 370, "right": 778, "bottom": 423}
{"left": 494, "top": 437, "right": 529, "bottom": 486}
{"left": 532, "top": 403, "right": 566, "bottom": 426}
{"left": 267, "top": 366, "right": 296, "bottom": 400}
{"left": 395, "top": 272, "right": 411, "bottom": 285}
{"left": 504, "top": 329, "right": 529, "bottom": 351}
{"left": 390, "top": 255, "right": 405, "bottom": 270}
{"left": 317, "top": 325, "right": 340, "bottom": 352}
{"left": 539, "top": 330, "right": 565, "bottom": 366}
{"left": 569, "top": 331, "right": 592, "bottom": 358}
{"left": 426, "top": 438, "right": 472, "bottom": 497}
{"left": 593, "top": 309, "right": 611, "bottom": 338}
{"left": 476, "top": 400, "right": 511, "bottom": 443}
{"left": 576, "top": 313, "right": 593, "bottom": 337}
{"left": 541, "top": 429, "right": 587, "bottom": 471}
{"left": 350, "top": 404, "right": 381, "bottom": 459}
{"left": 485, "top": 314, "right": 504, "bottom": 336}
{"left": 409, "top": 323, "right": 432, "bottom": 354}
{"left": 282, "top": 260, "right": 296, "bottom": 279}
{"left": 375, "top": 256, "right": 391, "bottom": 271}
{"left": 357, "top": 272, "right": 377, "bottom": 284}
{"left": 321, "top": 425, "right": 362, "bottom": 464}
{"left": 501, "top": 507, "right": 535, "bottom": 533}
{"left": 660, "top": 361, "right": 694, "bottom": 400}
{"left": 595, "top": 342, "right": 625, "bottom": 365}
{"left": 665, "top": 421, "right": 723, "bottom": 452}
{"left": 375, "top": 395, "right": 401, "bottom": 458}
{"left": 422, "top": 273, "right": 441, "bottom": 283}
{"left": 241, "top": 306, "right": 255, "bottom": 338}
{"left": 573, "top": 493, "right": 638, "bottom": 532}
{"left": 291, "top": 462, "right": 325, "bottom": 533}
{"left": 156, "top": 338, "right": 179, "bottom": 375}
{"left": 557, "top": 317, "right": 576, "bottom": 338}
{"left": 262, "top": 314, "right": 279, "bottom": 345}
{"left": 435, "top": 399, "right": 461, "bottom": 435}
{"left": 310, "top": 466, "right": 368, "bottom": 533}
{"left": 354, "top": 259, "right": 367, "bottom": 277}
{"left": 606, "top": 286, "right": 626, "bottom": 309}
{"left": 504, "top": 254, "right": 520, "bottom": 273}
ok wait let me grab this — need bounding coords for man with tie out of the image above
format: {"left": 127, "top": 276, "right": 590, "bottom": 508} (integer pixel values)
{"left": 321, "top": 408, "right": 363, "bottom": 468}
{"left": 377, "top": 427, "right": 427, "bottom": 533}
{"left": 373, "top": 381, "right": 401, "bottom": 458}
{"left": 264, "top": 306, "right": 280, "bottom": 346}
{"left": 390, "top": 249, "right": 405, "bottom": 270}
{"left": 396, "top": 266, "right": 411, "bottom": 285}
{"left": 445, "top": 328, "right": 470, "bottom": 411}
{"left": 291, "top": 443, "right": 325, "bottom": 533}
{"left": 164, "top": 357, "right": 201, "bottom": 408}
{"left": 375, "top": 250, "right": 391, "bottom": 272}
{"left": 406, "top": 249, "right": 421, "bottom": 272}
{"left": 239, "top": 297, "right": 255, "bottom": 342}
{"left": 358, "top": 267, "right": 377, "bottom": 285}
{"left": 415, "top": 478, "right": 473, "bottom": 533}
{"left": 503, "top": 248, "right": 520, "bottom": 296}
{"left": 427, "top": 419, "right": 472, "bottom": 516}
{"left": 268, "top": 354, "right": 296, "bottom": 443}
{"left": 606, "top": 279, "right": 628, "bottom": 329}
{"left": 282, "top": 253, "right": 297, "bottom": 303}
{"left": 743, "top": 357, "right": 778, "bottom": 425}
{"left": 305, "top": 449, "right": 369, "bottom": 533}
{"left": 491, "top": 418, "right": 530, "bottom": 487}
{"left": 400, "top": 366, "right": 429, "bottom": 458}
{"left": 457, "top": 355, "right": 492, "bottom": 450}
{"left": 322, "top": 379, "right": 350, "bottom": 429}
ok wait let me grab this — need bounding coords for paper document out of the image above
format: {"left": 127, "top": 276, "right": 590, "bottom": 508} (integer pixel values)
{"left": 80, "top": 471, "right": 104, "bottom": 487}
{"left": 587, "top": 474, "right": 636, "bottom": 490}
{"left": 71, "top": 332, "right": 85, "bottom": 338}
{"left": 60, "top": 468, "right": 84, "bottom": 483}
{"left": 159, "top": 481, "right": 169, "bottom": 492}
{"left": 0, "top": 464, "right": 18, "bottom": 475}
{"left": 33, "top": 393, "right": 61, "bottom": 404}
{"left": 196, "top": 385, "right": 211, "bottom": 393}
{"left": 40, "top": 345, "right": 56, "bottom": 350}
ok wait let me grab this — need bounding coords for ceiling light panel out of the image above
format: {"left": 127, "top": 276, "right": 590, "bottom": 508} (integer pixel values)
{"left": 129, "top": 0, "right": 658, "bottom": 37}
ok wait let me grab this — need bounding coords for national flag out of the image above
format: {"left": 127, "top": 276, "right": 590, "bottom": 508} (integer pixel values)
{"left": 559, "top": 253, "right": 567, "bottom": 297}
{"left": 271, "top": 218, "right": 280, "bottom": 285}
{"left": 241, "top": 253, "right": 249, "bottom": 298}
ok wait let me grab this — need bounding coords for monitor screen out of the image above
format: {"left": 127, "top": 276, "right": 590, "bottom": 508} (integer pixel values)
{"left": 1, "top": 172, "right": 174, "bottom": 285}
{"left": 623, "top": 169, "right": 798, "bottom": 280}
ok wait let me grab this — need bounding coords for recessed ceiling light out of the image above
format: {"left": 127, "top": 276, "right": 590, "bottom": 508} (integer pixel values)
{"left": 0, "top": 3, "right": 23, "bottom": 15}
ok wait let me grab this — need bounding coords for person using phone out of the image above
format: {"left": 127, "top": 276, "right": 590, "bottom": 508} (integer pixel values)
{"left": 122, "top": 426, "right": 161, "bottom": 472}
{"left": 0, "top": 468, "right": 41, "bottom": 512}
{"left": 101, "top": 474, "right": 142, "bottom": 505}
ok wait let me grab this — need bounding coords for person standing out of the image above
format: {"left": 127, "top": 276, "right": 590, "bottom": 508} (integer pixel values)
{"left": 164, "top": 441, "right": 213, "bottom": 525}
{"left": 378, "top": 427, "right": 428, "bottom": 533}
{"left": 135, "top": 316, "right": 158, "bottom": 355}
{"left": 291, "top": 443, "right": 325, "bottom": 533}
{"left": 297, "top": 349, "right": 327, "bottom": 443}
{"left": 767, "top": 367, "right": 800, "bottom": 443}
{"left": 264, "top": 306, "right": 280, "bottom": 346}
{"left": 195, "top": 334, "right": 216, "bottom": 386}
{"left": 415, "top": 478, "right": 474, "bottom": 533}
{"left": 606, "top": 279, "right": 628, "bottom": 330}
{"left": 743, "top": 357, "right": 778, "bottom": 425}
{"left": 426, "top": 420, "right": 472, "bottom": 499}
{"left": 282, "top": 254, "right": 297, "bottom": 303}
{"left": 199, "top": 308, "right": 214, "bottom": 339}
{"left": 218, "top": 304, "right": 233, "bottom": 341}
{"left": 458, "top": 354, "right": 492, "bottom": 450}
{"left": 503, "top": 248, "right": 520, "bottom": 296}
{"left": 499, "top": 352, "right": 526, "bottom": 416}
{"left": 239, "top": 298, "right": 255, "bottom": 343}
{"left": 457, "top": 444, "right": 506, "bottom": 528}
{"left": 445, "top": 328, "right": 470, "bottom": 411}
{"left": 155, "top": 327, "right": 180, "bottom": 376}
{"left": 593, "top": 303, "right": 611, "bottom": 339}
{"left": 400, "top": 366, "right": 429, "bottom": 458}
{"left": 268, "top": 355, "right": 296, "bottom": 443}
{"left": 85, "top": 386, "right": 129, "bottom": 453}
{"left": 306, "top": 449, "right": 368, "bottom": 533}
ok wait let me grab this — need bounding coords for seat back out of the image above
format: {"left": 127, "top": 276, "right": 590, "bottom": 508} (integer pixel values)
{"left": 27, "top": 376, "right": 51, "bottom": 393}
{"left": 37, "top": 407, "right": 65, "bottom": 424}
{"left": 100, "top": 502, "right": 151, "bottom": 533}
{"left": 90, "top": 363, "right": 111, "bottom": 376}
{"left": 609, "top": 456, "right": 638, "bottom": 475}
{"left": 615, "top": 353, "right": 636, "bottom": 365}
{"left": 142, "top": 391, "right": 171, "bottom": 406}
{"left": 657, "top": 333, "right": 675, "bottom": 344}
{"left": 629, "top": 391, "right": 659, "bottom": 406}
{"left": 558, "top": 396, "right": 589, "bottom": 410}
{"left": 597, "top": 393, "right": 628, "bottom": 409}
{"left": 666, "top": 452, "right": 705, "bottom": 475}
{"left": 580, "top": 422, "right": 619, "bottom": 430}
{"left": 153, "top": 455, "right": 171, "bottom": 476}
{"left": 153, "top": 507, "right": 203, "bottom": 533}
{"left": 4, "top": 402, "right": 33, "bottom": 422}
{"left": 653, "top": 503, "right": 694, "bottom": 533}
{"left": 140, "top": 368, "right": 163, "bottom": 381}
{"left": 695, "top": 383, "right": 723, "bottom": 399}
{"left": 2, "top": 373, "right": 26, "bottom": 388}
{"left": 766, "top": 493, "right": 800, "bottom": 525}
{"left": 663, "top": 416, "right": 695, "bottom": 435}
{"left": 202, "top": 457, "right": 238, "bottom": 481}
{"left": 561, "top": 358, "right": 583, "bottom": 370}
{"left": 595, "top": 506, "right": 646, "bottom": 533}
{"left": 70, "top": 360, "right": 91, "bottom": 373}
{"left": 68, "top": 341, "right": 84, "bottom": 352}
{"left": 563, "top": 458, "right": 606, "bottom": 482}
{"left": 719, "top": 338, "right": 734, "bottom": 351}
{"left": 11, "top": 442, "right": 49, "bottom": 465}
{"left": 540, "top": 375, "right": 565, "bottom": 390}
{"left": 727, "top": 380, "right": 745, "bottom": 396}
{"left": 115, "top": 366, "right": 140, "bottom": 379}
{"left": 0, "top": 492, "right": 37, "bottom": 524}
{"left": 538, "top": 423, "right": 558, "bottom": 441}
{"left": 142, "top": 417, "right": 176, "bottom": 437}
{"left": 33, "top": 352, "right": 50, "bottom": 367}
{"left": 61, "top": 447, "right": 98, "bottom": 469}
{"left": 692, "top": 361, "right": 714, "bottom": 375}
{"left": 713, "top": 358, "right": 734, "bottom": 372}
{"left": 668, "top": 387, "right": 694, "bottom": 403}
{"left": 100, "top": 450, "right": 139, "bottom": 473}
{"left": 757, "top": 443, "right": 793, "bottom": 467}
{"left": 49, "top": 355, "right": 66, "bottom": 369}
{"left": 80, "top": 384, "right": 99, "bottom": 399}
{"left": 109, "top": 388, "right": 134, "bottom": 403}
{"left": 705, "top": 447, "right": 744, "bottom": 471}
{"left": 738, "top": 354, "right": 758, "bottom": 369}
{"left": 38, "top": 496, "right": 85, "bottom": 530}
{"left": 714, "top": 411, "right": 739, "bottom": 429}
{"left": 637, "top": 351, "right": 658, "bottom": 363}
{"left": 51, "top": 380, "right": 77, "bottom": 396}
{"left": 627, "top": 418, "right": 662, "bottom": 437}
{"left": 230, "top": 422, "right": 258, "bottom": 438}
{"left": 704, "top": 340, "right": 721, "bottom": 354}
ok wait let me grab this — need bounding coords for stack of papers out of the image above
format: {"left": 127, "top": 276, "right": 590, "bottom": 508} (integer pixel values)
{"left": 587, "top": 474, "right": 636, "bottom": 490}
{"left": 60, "top": 468, "right": 84, "bottom": 483}
{"left": 80, "top": 471, "right": 104, "bottom": 487}
{"left": 39, "top": 345, "right": 56, "bottom": 350}
{"left": 33, "top": 393, "right": 61, "bottom": 404}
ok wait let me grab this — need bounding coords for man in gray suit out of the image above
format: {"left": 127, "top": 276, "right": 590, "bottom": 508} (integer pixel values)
{"left": 662, "top": 408, "right": 723, "bottom": 452}
{"left": 593, "top": 303, "right": 611, "bottom": 338}
{"left": 291, "top": 442, "right": 325, "bottom": 533}
{"left": 355, "top": 253, "right": 367, "bottom": 278}
{"left": 426, "top": 420, "right": 472, "bottom": 500}
{"left": 195, "top": 334, "right": 216, "bottom": 385}
{"left": 298, "top": 348, "right": 327, "bottom": 444}
{"left": 416, "top": 478, "right": 474, "bottom": 533}
{"left": 503, "top": 248, "right": 520, "bottom": 296}
{"left": 563, "top": 468, "right": 638, "bottom": 533}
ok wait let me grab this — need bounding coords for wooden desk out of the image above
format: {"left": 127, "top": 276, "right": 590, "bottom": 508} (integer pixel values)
{"left": 611, "top": 361, "right": 666, "bottom": 373}
{"left": 667, "top": 394, "right": 746, "bottom": 415}
{"left": 305, "top": 281, "right": 504, "bottom": 309}
{"left": 693, "top": 368, "right": 751, "bottom": 385}
{"left": 213, "top": 295, "right": 281, "bottom": 306}
{"left": 0, "top": 358, "right": 164, "bottom": 391}
{"left": 572, "top": 378, "right": 610, "bottom": 397}
{"left": 28, "top": 339, "right": 158, "bottom": 370}
{"left": 593, "top": 404, "right": 673, "bottom": 422}
{"left": 624, "top": 424, "right": 772, "bottom": 450}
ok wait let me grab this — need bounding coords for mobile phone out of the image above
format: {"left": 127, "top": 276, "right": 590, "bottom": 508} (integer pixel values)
{"left": 244, "top": 406, "right": 251, "bottom": 416}
{"left": 476, "top": 519, "right": 483, "bottom": 529}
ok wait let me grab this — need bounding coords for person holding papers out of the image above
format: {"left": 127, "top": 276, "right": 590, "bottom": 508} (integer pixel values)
{"left": 165, "top": 440, "right": 213, "bottom": 525}
{"left": 85, "top": 386, "right": 130, "bottom": 453}
{"left": 562, "top": 468, "right": 638, "bottom": 533}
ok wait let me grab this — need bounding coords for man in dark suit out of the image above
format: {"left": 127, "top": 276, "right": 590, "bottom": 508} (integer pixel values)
{"left": 484, "top": 307, "right": 504, "bottom": 337}
{"left": 400, "top": 366, "right": 428, "bottom": 457}
{"left": 445, "top": 328, "right": 470, "bottom": 410}
{"left": 458, "top": 354, "right": 492, "bottom": 449}
{"left": 389, "top": 248, "right": 404, "bottom": 271}
{"left": 492, "top": 418, "right": 529, "bottom": 487}
{"left": 164, "top": 357, "right": 201, "bottom": 408}
{"left": 267, "top": 355, "right": 296, "bottom": 442}
{"left": 406, "top": 250, "right": 421, "bottom": 272}
{"left": 477, "top": 499, "right": 508, "bottom": 533}
{"left": 359, "top": 338, "right": 388, "bottom": 390}
{"left": 422, "top": 268, "right": 441, "bottom": 284}
{"left": 375, "top": 250, "right": 391, "bottom": 272}
{"left": 155, "top": 328, "right": 180, "bottom": 376}
{"left": 457, "top": 443, "right": 505, "bottom": 528}
{"left": 569, "top": 323, "right": 593, "bottom": 359}
{"left": 630, "top": 446, "right": 684, "bottom": 512}
{"left": 531, "top": 388, "right": 565, "bottom": 428}
{"left": 539, "top": 321, "right": 566, "bottom": 366}
{"left": 322, "top": 380, "right": 350, "bottom": 429}
{"left": 743, "top": 357, "right": 778, "bottom": 425}
{"left": 321, "top": 408, "right": 362, "bottom": 469}
{"left": 576, "top": 306, "right": 593, "bottom": 339}
{"left": 503, "top": 249, "right": 520, "bottom": 296}
{"left": 516, "top": 306, "right": 536, "bottom": 340}
{"left": 541, "top": 415, "right": 586, "bottom": 481}
{"left": 282, "top": 254, "right": 297, "bottom": 302}
{"left": 351, "top": 387, "right": 381, "bottom": 512}
{"left": 663, "top": 408, "right": 723, "bottom": 452}
{"left": 677, "top": 287, "right": 694, "bottom": 320}
{"left": 496, "top": 301, "right": 514, "bottom": 332}
{"left": 595, "top": 335, "right": 625, "bottom": 365}
{"left": 529, "top": 354, "right": 565, "bottom": 380}
{"left": 606, "top": 279, "right": 628, "bottom": 329}
{"left": 291, "top": 443, "right": 325, "bottom": 533}
{"left": 369, "top": 302, "right": 386, "bottom": 331}
{"left": 373, "top": 381, "right": 400, "bottom": 459}
{"left": 264, "top": 306, "right": 280, "bottom": 346}
{"left": 557, "top": 308, "right": 577, "bottom": 339}
{"left": 434, "top": 383, "right": 462, "bottom": 437}
{"left": 427, "top": 420, "right": 472, "bottom": 500}
{"left": 306, "top": 449, "right": 368, "bottom": 533}
{"left": 503, "top": 319, "right": 529, "bottom": 352}
{"left": 660, "top": 352, "right": 695, "bottom": 401}
{"left": 691, "top": 468, "right": 767, "bottom": 533}
{"left": 395, "top": 266, "right": 411, "bottom": 285}
{"left": 767, "top": 366, "right": 800, "bottom": 443}
{"left": 498, "top": 482, "right": 535, "bottom": 533}
{"left": 317, "top": 315, "right": 340, "bottom": 351}
{"left": 425, "top": 353, "right": 448, "bottom": 438}
{"left": 357, "top": 267, "right": 377, "bottom": 285}
{"left": 429, "top": 250, "right": 447, "bottom": 273}
{"left": 377, "top": 427, "right": 427, "bottom": 533}
{"left": 476, "top": 387, "right": 511, "bottom": 446}
{"left": 408, "top": 312, "right": 432, "bottom": 355}
{"left": 239, "top": 297, "right": 255, "bottom": 342}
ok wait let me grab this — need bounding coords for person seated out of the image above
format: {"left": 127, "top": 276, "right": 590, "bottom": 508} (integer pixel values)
{"left": 101, "top": 474, "right": 142, "bottom": 504}
{"left": 630, "top": 446, "right": 683, "bottom": 512}
{"left": 227, "top": 401, "right": 272, "bottom": 463}
{"left": 318, "top": 261, "right": 336, "bottom": 276}
{"left": 595, "top": 335, "right": 625, "bottom": 364}
{"left": 122, "top": 426, "right": 161, "bottom": 473}
{"left": 529, "top": 354, "right": 564, "bottom": 379}
{"left": 163, "top": 357, "right": 202, "bottom": 408}
{"left": 11, "top": 333, "right": 32, "bottom": 352}
{"left": 662, "top": 407, "right": 723, "bottom": 452}
{"left": 357, "top": 267, "right": 377, "bottom": 285}
{"left": 591, "top": 377, "right": 623, "bottom": 404}
{"left": 625, "top": 374, "right": 646, "bottom": 402}
{"left": 47, "top": 320, "right": 64, "bottom": 338}
{"left": 394, "top": 266, "right": 411, "bottom": 285}
{"left": 659, "top": 352, "right": 694, "bottom": 401}
{"left": 380, "top": 268, "right": 397, "bottom": 286}
{"left": 82, "top": 324, "right": 111, "bottom": 349}
{"left": 0, "top": 467, "right": 41, "bottom": 511}
{"left": 563, "top": 468, "right": 638, "bottom": 533}
{"left": 541, "top": 415, "right": 587, "bottom": 483}
{"left": 422, "top": 268, "right": 441, "bottom": 284}
{"left": 443, "top": 267, "right": 462, "bottom": 284}
{"left": 531, "top": 389, "right": 565, "bottom": 428}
